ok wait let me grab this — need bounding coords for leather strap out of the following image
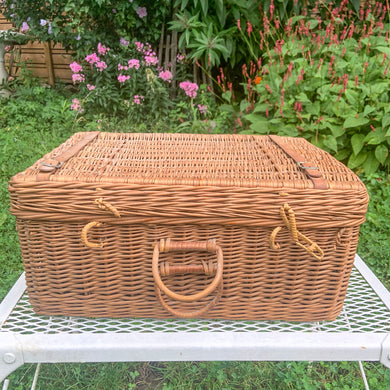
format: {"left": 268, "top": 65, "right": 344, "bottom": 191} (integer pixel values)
{"left": 268, "top": 135, "right": 329, "bottom": 190}
{"left": 36, "top": 132, "right": 100, "bottom": 181}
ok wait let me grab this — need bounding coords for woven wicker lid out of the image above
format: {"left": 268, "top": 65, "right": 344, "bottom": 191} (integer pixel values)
{"left": 12, "top": 132, "right": 365, "bottom": 191}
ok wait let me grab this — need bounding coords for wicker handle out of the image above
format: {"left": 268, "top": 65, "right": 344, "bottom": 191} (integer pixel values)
{"left": 81, "top": 221, "right": 104, "bottom": 248}
{"left": 270, "top": 203, "right": 324, "bottom": 260}
{"left": 152, "top": 239, "right": 224, "bottom": 303}
{"left": 154, "top": 281, "right": 223, "bottom": 318}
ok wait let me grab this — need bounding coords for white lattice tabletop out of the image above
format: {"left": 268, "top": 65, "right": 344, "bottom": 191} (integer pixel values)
{"left": 1, "top": 254, "right": 390, "bottom": 387}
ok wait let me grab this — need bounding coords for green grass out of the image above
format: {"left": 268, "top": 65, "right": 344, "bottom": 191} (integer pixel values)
{"left": 1, "top": 87, "right": 390, "bottom": 389}
{"left": 5, "top": 361, "right": 390, "bottom": 389}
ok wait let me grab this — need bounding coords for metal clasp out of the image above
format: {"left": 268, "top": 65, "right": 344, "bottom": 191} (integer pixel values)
{"left": 297, "top": 161, "right": 319, "bottom": 170}
{"left": 41, "top": 161, "right": 63, "bottom": 169}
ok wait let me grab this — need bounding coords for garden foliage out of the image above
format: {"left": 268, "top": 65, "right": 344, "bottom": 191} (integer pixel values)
{"left": 235, "top": 1, "right": 390, "bottom": 173}
{"left": 4, "top": 0, "right": 171, "bottom": 55}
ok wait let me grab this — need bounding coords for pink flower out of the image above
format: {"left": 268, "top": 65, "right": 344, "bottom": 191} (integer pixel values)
{"left": 71, "top": 98, "right": 83, "bottom": 112}
{"left": 87, "top": 84, "right": 95, "bottom": 91}
{"left": 85, "top": 53, "right": 100, "bottom": 64}
{"left": 145, "top": 54, "right": 158, "bottom": 66}
{"left": 97, "top": 43, "right": 110, "bottom": 56}
{"left": 247, "top": 21, "right": 253, "bottom": 36}
{"left": 135, "top": 42, "right": 144, "bottom": 52}
{"left": 118, "top": 74, "right": 130, "bottom": 83}
{"left": 177, "top": 53, "right": 186, "bottom": 63}
{"left": 72, "top": 73, "right": 85, "bottom": 83}
{"left": 21, "top": 22, "right": 29, "bottom": 32}
{"left": 95, "top": 61, "right": 107, "bottom": 71}
{"left": 120, "top": 38, "right": 129, "bottom": 46}
{"left": 198, "top": 104, "right": 207, "bottom": 114}
{"left": 158, "top": 70, "right": 173, "bottom": 82}
{"left": 128, "top": 59, "right": 140, "bottom": 69}
{"left": 70, "top": 61, "right": 83, "bottom": 73}
{"left": 179, "top": 81, "right": 199, "bottom": 98}
{"left": 133, "top": 95, "right": 144, "bottom": 105}
{"left": 137, "top": 7, "right": 147, "bottom": 18}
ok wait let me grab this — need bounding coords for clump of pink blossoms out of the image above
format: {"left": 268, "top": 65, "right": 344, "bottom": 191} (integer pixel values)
{"left": 71, "top": 98, "right": 83, "bottom": 112}
{"left": 159, "top": 70, "right": 173, "bottom": 83}
{"left": 70, "top": 61, "right": 83, "bottom": 73}
{"left": 179, "top": 81, "right": 199, "bottom": 98}
{"left": 72, "top": 73, "right": 85, "bottom": 83}
{"left": 118, "top": 74, "right": 130, "bottom": 83}
{"left": 95, "top": 61, "right": 107, "bottom": 72}
{"left": 97, "top": 43, "right": 110, "bottom": 56}
{"left": 133, "top": 95, "right": 144, "bottom": 105}
{"left": 128, "top": 59, "right": 140, "bottom": 69}
{"left": 85, "top": 53, "right": 100, "bottom": 64}
{"left": 198, "top": 104, "right": 207, "bottom": 114}
{"left": 136, "top": 7, "right": 147, "bottom": 18}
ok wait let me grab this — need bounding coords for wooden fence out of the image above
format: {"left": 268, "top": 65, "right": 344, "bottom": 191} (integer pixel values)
{"left": 1, "top": 10, "right": 72, "bottom": 84}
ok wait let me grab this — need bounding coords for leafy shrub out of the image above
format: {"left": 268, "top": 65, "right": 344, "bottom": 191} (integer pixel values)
{"left": 169, "top": 0, "right": 260, "bottom": 69}
{"left": 4, "top": 0, "right": 170, "bottom": 56}
{"left": 241, "top": 2, "right": 390, "bottom": 173}
{"left": 68, "top": 40, "right": 172, "bottom": 120}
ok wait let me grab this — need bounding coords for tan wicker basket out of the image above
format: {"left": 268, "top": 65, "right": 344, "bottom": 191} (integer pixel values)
{"left": 9, "top": 132, "right": 368, "bottom": 321}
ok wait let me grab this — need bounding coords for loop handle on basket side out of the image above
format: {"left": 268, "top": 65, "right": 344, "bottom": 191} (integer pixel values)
{"left": 152, "top": 239, "right": 224, "bottom": 304}
{"left": 154, "top": 281, "right": 223, "bottom": 318}
{"left": 81, "top": 221, "right": 104, "bottom": 248}
{"left": 270, "top": 203, "right": 324, "bottom": 260}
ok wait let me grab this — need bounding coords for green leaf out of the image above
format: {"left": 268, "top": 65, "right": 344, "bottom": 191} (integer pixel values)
{"left": 351, "top": 133, "right": 366, "bottom": 156}
{"left": 247, "top": 115, "right": 269, "bottom": 133}
{"left": 253, "top": 104, "right": 268, "bottom": 113}
{"left": 200, "top": 0, "right": 208, "bottom": 17}
{"left": 376, "top": 46, "right": 390, "bottom": 56}
{"left": 382, "top": 113, "right": 390, "bottom": 129}
{"left": 349, "top": 0, "right": 360, "bottom": 13}
{"left": 343, "top": 117, "right": 370, "bottom": 129}
{"left": 348, "top": 151, "right": 367, "bottom": 169}
{"left": 345, "top": 90, "right": 358, "bottom": 107}
{"left": 295, "top": 92, "right": 311, "bottom": 104}
{"left": 363, "top": 105, "right": 377, "bottom": 117}
{"left": 365, "top": 129, "right": 386, "bottom": 145}
{"left": 362, "top": 152, "right": 380, "bottom": 174}
{"left": 246, "top": 113, "right": 267, "bottom": 124}
{"left": 221, "top": 91, "right": 232, "bottom": 103}
{"left": 326, "top": 124, "right": 344, "bottom": 138}
{"left": 215, "top": 0, "right": 226, "bottom": 28}
{"left": 306, "top": 101, "right": 320, "bottom": 116}
{"left": 334, "top": 148, "right": 351, "bottom": 162}
{"left": 375, "top": 144, "right": 388, "bottom": 164}
{"left": 323, "top": 136, "right": 338, "bottom": 153}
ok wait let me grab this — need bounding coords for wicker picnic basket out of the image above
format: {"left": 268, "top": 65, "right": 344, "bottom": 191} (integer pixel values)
{"left": 9, "top": 132, "right": 368, "bottom": 321}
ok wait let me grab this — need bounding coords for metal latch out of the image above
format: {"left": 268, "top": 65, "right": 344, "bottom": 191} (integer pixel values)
{"left": 297, "top": 161, "right": 319, "bottom": 170}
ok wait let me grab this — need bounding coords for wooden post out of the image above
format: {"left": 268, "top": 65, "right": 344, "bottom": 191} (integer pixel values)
{"left": 158, "top": 23, "right": 165, "bottom": 66}
{"left": 44, "top": 41, "right": 55, "bottom": 86}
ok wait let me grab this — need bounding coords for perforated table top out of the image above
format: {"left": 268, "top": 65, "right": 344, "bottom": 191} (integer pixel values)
{"left": 1, "top": 254, "right": 390, "bottom": 385}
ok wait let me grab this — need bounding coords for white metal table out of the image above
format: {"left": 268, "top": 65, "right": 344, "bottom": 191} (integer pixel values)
{"left": 1, "top": 254, "right": 390, "bottom": 388}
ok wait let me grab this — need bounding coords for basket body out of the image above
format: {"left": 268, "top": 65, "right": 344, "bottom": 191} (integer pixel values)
{"left": 9, "top": 132, "right": 368, "bottom": 321}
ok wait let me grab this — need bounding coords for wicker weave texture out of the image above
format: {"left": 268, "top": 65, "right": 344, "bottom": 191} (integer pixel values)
{"left": 9, "top": 132, "right": 369, "bottom": 321}
{"left": 17, "top": 220, "right": 360, "bottom": 321}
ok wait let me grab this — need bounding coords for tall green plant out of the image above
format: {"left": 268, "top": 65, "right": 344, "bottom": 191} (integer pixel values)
{"left": 170, "top": 0, "right": 262, "bottom": 69}
{"left": 241, "top": 2, "right": 390, "bottom": 173}
{"left": 3, "top": 0, "right": 170, "bottom": 56}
